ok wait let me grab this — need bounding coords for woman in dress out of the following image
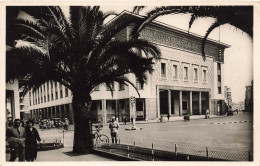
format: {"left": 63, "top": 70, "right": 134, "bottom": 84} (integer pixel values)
{"left": 25, "top": 119, "right": 41, "bottom": 161}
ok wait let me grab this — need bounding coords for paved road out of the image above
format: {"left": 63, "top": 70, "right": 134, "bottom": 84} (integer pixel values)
{"left": 37, "top": 112, "right": 253, "bottom": 153}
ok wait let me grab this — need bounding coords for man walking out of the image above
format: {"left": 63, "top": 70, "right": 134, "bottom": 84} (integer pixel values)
{"left": 6, "top": 119, "right": 26, "bottom": 161}
{"left": 109, "top": 117, "right": 119, "bottom": 144}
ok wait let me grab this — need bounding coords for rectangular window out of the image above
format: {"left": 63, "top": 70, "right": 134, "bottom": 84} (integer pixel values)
{"left": 47, "top": 82, "right": 49, "bottom": 91}
{"left": 55, "top": 82, "right": 58, "bottom": 99}
{"left": 194, "top": 68, "right": 198, "bottom": 82}
{"left": 136, "top": 80, "right": 144, "bottom": 90}
{"left": 203, "top": 70, "right": 207, "bottom": 82}
{"left": 29, "top": 92, "right": 31, "bottom": 106}
{"left": 173, "top": 65, "right": 178, "bottom": 80}
{"left": 119, "top": 83, "right": 125, "bottom": 91}
{"left": 44, "top": 96, "right": 46, "bottom": 102}
{"left": 60, "top": 84, "right": 63, "bottom": 99}
{"left": 47, "top": 94, "right": 50, "bottom": 101}
{"left": 161, "top": 63, "right": 166, "bottom": 78}
{"left": 218, "top": 87, "right": 222, "bottom": 94}
{"left": 184, "top": 67, "right": 188, "bottom": 81}
{"left": 218, "top": 75, "right": 221, "bottom": 82}
{"left": 65, "top": 87, "right": 69, "bottom": 97}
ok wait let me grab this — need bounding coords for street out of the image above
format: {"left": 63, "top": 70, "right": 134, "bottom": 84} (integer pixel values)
{"left": 37, "top": 112, "right": 252, "bottom": 153}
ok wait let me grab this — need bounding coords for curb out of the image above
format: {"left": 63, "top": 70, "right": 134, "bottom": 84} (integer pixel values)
{"left": 208, "top": 120, "right": 253, "bottom": 125}
{"left": 93, "top": 149, "right": 139, "bottom": 161}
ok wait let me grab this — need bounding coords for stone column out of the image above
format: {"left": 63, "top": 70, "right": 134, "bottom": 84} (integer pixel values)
{"left": 190, "top": 91, "right": 193, "bottom": 116}
{"left": 102, "top": 99, "right": 107, "bottom": 124}
{"left": 168, "top": 90, "right": 171, "bottom": 115}
{"left": 179, "top": 91, "right": 183, "bottom": 116}
{"left": 199, "top": 92, "right": 202, "bottom": 115}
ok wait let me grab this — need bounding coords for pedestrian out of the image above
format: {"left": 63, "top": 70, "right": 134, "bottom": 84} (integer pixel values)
{"left": 205, "top": 109, "right": 210, "bottom": 119}
{"left": 109, "top": 117, "right": 119, "bottom": 144}
{"left": 6, "top": 119, "right": 26, "bottom": 161}
{"left": 123, "top": 116, "right": 127, "bottom": 125}
{"left": 167, "top": 113, "right": 170, "bottom": 121}
{"left": 236, "top": 109, "right": 238, "bottom": 114}
{"left": 159, "top": 115, "right": 163, "bottom": 122}
{"left": 25, "top": 119, "right": 41, "bottom": 162}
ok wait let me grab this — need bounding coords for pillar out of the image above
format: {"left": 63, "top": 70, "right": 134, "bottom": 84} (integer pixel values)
{"left": 168, "top": 90, "right": 171, "bottom": 115}
{"left": 102, "top": 99, "right": 107, "bottom": 124}
{"left": 179, "top": 91, "right": 183, "bottom": 116}
{"left": 190, "top": 91, "right": 193, "bottom": 116}
{"left": 199, "top": 92, "right": 202, "bottom": 115}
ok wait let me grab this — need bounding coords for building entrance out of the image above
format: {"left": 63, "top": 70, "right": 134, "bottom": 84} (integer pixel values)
{"left": 159, "top": 90, "right": 168, "bottom": 114}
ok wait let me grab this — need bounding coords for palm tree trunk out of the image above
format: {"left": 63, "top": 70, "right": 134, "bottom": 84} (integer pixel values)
{"left": 72, "top": 91, "right": 93, "bottom": 154}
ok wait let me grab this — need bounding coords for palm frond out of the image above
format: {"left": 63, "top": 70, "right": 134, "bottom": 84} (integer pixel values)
{"left": 133, "top": 6, "right": 146, "bottom": 14}
{"left": 201, "top": 21, "right": 223, "bottom": 60}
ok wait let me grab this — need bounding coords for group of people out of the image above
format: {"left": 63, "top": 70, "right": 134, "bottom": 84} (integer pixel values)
{"left": 6, "top": 119, "right": 41, "bottom": 162}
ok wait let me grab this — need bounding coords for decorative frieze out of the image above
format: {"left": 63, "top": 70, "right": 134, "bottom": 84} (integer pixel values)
{"left": 140, "top": 26, "right": 224, "bottom": 62}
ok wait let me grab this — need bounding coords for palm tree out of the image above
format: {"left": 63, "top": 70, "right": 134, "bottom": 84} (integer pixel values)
{"left": 132, "top": 6, "right": 253, "bottom": 59}
{"left": 6, "top": 6, "right": 161, "bottom": 154}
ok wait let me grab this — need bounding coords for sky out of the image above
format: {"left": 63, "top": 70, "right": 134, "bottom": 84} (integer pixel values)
{"left": 50, "top": 6, "right": 254, "bottom": 103}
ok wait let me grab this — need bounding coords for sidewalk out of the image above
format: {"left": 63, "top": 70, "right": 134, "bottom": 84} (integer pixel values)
{"left": 6, "top": 147, "right": 116, "bottom": 161}
{"left": 108, "top": 114, "right": 225, "bottom": 126}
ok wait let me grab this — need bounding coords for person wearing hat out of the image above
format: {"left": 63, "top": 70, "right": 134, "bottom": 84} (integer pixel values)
{"left": 25, "top": 119, "right": 41, "bottom": 161}
{"left": 109, "top": 117, "right": 119, "bottom": 144}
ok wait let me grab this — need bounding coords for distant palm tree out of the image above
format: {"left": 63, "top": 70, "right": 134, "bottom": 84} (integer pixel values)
{"left": 6, "top": 6, "right": 161, "bottom": 154}
{"left": 132, "top": 6, "right": 253, "bottom": 59}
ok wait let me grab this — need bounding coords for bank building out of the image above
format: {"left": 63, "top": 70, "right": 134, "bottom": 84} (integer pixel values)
{"left": 24, "top": 11, "right": 230, "bottom": 124}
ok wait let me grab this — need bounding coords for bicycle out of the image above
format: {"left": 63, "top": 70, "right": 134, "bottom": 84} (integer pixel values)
{"left": 92, "top": 124, "right": 109, "bottom": 146}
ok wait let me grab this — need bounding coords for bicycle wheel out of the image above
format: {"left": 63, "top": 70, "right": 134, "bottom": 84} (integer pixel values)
{"left": 96, "top": 134, "right": 109, "bottom": 145}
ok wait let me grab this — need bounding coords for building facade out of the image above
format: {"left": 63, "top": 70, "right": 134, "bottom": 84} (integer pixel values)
{"left": 6, "top": 80, "right": 20, "bottom": 123}
{"left": 28, "top": 11, "right": 229, "bottom": 123}
{"left": 245, "top": 81, "right": 253, "bottom": 112}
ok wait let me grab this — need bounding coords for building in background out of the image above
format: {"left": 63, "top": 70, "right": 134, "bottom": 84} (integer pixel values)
{"left": 224, "top": 86, "right": 232, "bottom": 110}
{"left": 245, "top": 81, "right": 253, "bottom": 112}
{"left": 28, "top": 11, "right": 229, "bottom": 123}
{"left": 232, "top": 101, "right": 245, "bottom": 111}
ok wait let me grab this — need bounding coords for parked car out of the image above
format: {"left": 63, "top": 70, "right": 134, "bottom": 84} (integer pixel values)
{"left": 52, "top": 118, "right": 61, "bottom": 127}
